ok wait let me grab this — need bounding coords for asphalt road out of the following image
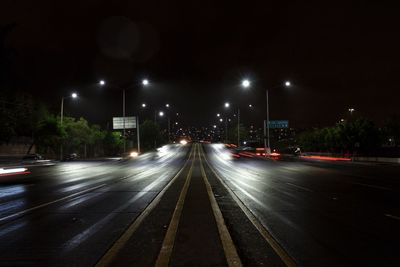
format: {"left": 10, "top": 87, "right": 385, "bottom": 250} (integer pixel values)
{"left": 205, "top": 144, "right": 400, "bottom": 267}
{"left": 0, "top": 143, "right": 399, "bottom": 266}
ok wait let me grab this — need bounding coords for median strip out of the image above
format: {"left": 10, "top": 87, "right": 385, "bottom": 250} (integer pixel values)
{"left": 154, "top": 145, "right": 196, "bottom": 267}
{"left": 199, "top": 147, "right": 242, "bottom": 267}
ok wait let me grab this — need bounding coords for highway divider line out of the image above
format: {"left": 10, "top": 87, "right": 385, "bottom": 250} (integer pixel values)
{"left": 95, "top": 145, "right": 195, "bottom": 267}
{"left": 154, "top": 145, "right": 196, "bottom": 267}
{"left": 199, "top": 145, "right": 298, "bottom": 267}
{"left": 198, "top": 147, "right": 243, "bottom": 267}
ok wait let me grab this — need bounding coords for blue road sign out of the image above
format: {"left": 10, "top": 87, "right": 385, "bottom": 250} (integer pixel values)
{"left": 268, "top": 120, "right": 289, "bottom": 129}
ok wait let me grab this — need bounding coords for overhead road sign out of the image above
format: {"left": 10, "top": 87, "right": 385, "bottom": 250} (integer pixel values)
{"left": 113, "top": 117, "right": 136, "bottom": 129}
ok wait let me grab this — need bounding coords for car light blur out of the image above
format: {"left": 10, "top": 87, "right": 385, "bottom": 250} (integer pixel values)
{"left": 130, "top": 152, "right": 139, "bottom": 158}
{"left": 180, "top": 140, "right": 188, "bottom": 145}
{"left": 0, "top": 167, "right": 30, "bottom": 176}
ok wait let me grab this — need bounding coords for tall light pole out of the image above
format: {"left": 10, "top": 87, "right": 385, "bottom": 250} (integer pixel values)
{"left": 60, "top": 92, "right": 78, "bottom": 159}
{"left": 265, "top": 81, "right": 291, "bottom": 155}
{"left": 166, "top": 103, "right": 171, "bottom": 142}
{"left": 100, "top": 79, "right": 149, "bottom": 154}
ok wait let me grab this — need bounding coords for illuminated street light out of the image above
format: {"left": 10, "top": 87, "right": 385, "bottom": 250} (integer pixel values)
{"left": 349, "top": 108, "right": 355, "bottom": 114}
{"left": 285, "top": 81, "right": 291, "bottom": 87}
{"left": 141, "top": 103, "right": 146, "bottom": 108}
{"left": 224, "top": 102, "right": 230, "bottom": 108}
{"left": 219, "top": 118, "right": 223, "bottom": 122}
{"left": 60, "top": 92, "right": 79, "bottom": 160}
{"left": 99, "top": 80, "right": 105, "bottom": 86}
{"left": 159, "top": 111, "right": 164, "bottom": 117}
{"left": 217, "top": 113, "right": 220, "bottom": 117}
{"left": 213, "top": 125, "right": 217, "bottom": 128}
{"left": 142, "top": 79, "right": 149, "bottom": 86}
{"left": 242, "top": 79, "right": 250, "bottom": 88}
{"left": 166, "top": 103, "right": 170, "bottom": 108}
{"left": 249, "top": 104, "right": 253, "bottom": 108}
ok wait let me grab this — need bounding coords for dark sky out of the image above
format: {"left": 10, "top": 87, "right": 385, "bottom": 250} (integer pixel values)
{"left": 1, "top": 1, "right": 399, "bottom": 128}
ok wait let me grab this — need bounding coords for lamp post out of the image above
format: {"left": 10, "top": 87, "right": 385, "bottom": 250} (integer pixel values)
{"left": 60, "top": 92, "right": 78, "bottom": 159}
{"left": 265, "top": 81, "right": 291, "bottom": 155}
{"left": 100, "top": 79, "right": 149, "bottom": 154}
{"left": 242, "top": 79, "right": 291, "bottom": 155}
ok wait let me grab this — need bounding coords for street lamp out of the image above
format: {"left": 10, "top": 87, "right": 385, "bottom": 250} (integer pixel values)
{"left": 60, "top": 92, "right": 78, "bottom": 160}
{"left": 264, "top": 80, "right": 292, "bottom": 155}
{"left": 159, "top": 111, "right": 164, "bottom": 117}
{"left": 60, "top": 92, "right": 78, "bottom": 125}
{"left": 242, "top": 79, "right": 251, "bottom": 88}
{"left": 243, "top": 79, "right": 291, "bottom": 155}
{"left": 349, "top": 108, "right": 355, "bottom": 114}
{"left": 100, "top": 79, "right": 149, "bottom": 153}
{"left": 224, "top": 102, "right": 230, "bottom": 108}
{"left": 142, "top": 103, "right": 146, "bottom": 108}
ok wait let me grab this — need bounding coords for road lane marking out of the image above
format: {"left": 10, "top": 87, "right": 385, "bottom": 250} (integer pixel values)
{"left": 385, "top": 214, "right": 400, "bottom": 221}
{"left": 199, "top": 147, "right": 242, "bottom": 267}
{"left": 351, "top": 182, "right": 392, "bottom": 191}
{"left": 0, "top": 183, "right": 107, "bottom": 223}
{"left": 154, "top": 145, "right": 196, "bottom": 267}
{"left": 95, "top": 146, "right": 195, "bottom": 267}
{"left": 200, "top": 146, "right": 298, "bottom": 267}
{"left": 0, "top": 164, "right": 158, "bottom": 223}
{"left": 286, "top": 182, "right": 314, "bottom": 192}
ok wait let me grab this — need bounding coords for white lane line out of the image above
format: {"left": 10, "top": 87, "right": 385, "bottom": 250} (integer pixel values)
{"left": 385, "top": 214, "right": 400, "bottom": 221}
{"left": 0, "top": 183, "right": 106, "bottom": 223}
{"left": 351, "top": 182, "right": 392, "bottom": 191}
{"left": 286, "top": 183, "right": 314, "bottom": 193}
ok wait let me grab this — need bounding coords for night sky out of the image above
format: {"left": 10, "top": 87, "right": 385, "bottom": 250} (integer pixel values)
{"left": 1, "top": 1, "right": 399, "bottom": 128}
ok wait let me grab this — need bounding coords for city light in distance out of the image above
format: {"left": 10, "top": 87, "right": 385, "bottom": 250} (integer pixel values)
{"left": 225, "top": 102, "right": 230, "bottom": 108}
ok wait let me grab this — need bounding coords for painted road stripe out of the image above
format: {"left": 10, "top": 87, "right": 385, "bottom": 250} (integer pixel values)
{"left": 199, "top": 147, "right": 242, "bottom": 267}
{"left": 200, "top": 146, "right": 298, "bottom": 267}
{"left": 95, "top": 146, "right": 195, "bottom": 267}
{"left": 351, "top": 182, "right": 392, "bottom": 191}
{"left": 154, "top": 145, "right": 196, "bottom": 267}
{"left": 0, "top": 183, "right": 106, "bottom": 223}
{"left": 385, "top": 214, "right": 400, "bottom": 221}
{"left": 286, "top": 182, "right": 314, "bottom": 192}
{"left": 0, "top": 168, "right": 150, "bottom": 224}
